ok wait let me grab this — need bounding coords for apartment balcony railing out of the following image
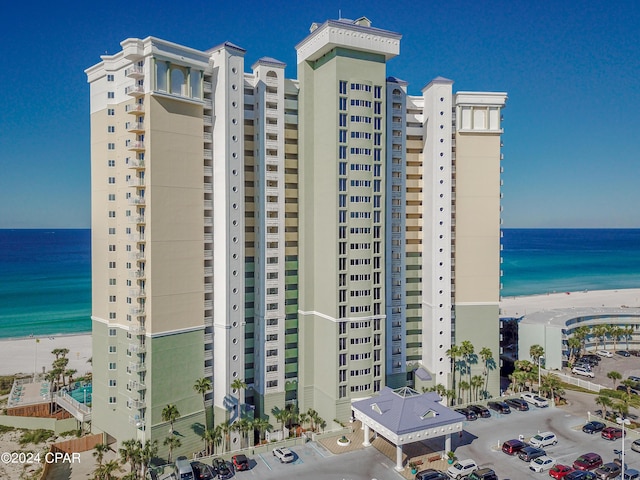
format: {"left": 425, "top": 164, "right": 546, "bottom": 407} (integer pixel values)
{"left": 203, "top": 115, "right": 212, "bottom": 126}
{"left": 126, "top": 65, "right": 145, "bottom": 78}
{"left": 125, "top": 103, "right": 144, "bottom": 114}
{"left": 203, "top": 81, "right": 212, "bottom": 92}
{"left": 128, "top": 158, "right": 145, "bottom": 169}
{"left": 128, "top": 380, "right": 146, "bottom": 391}
{"left": 128, "top": 196, "right": 146, "bottom": 206}
{"left": 129, "top": 362, "right": 146, "bottom": 373}
{"left": 128, "top": 141, "right": 145, "bottom": 151}
{"left": 127, "top": 178, "right": 145, "bottom": 187}
{"left": 128, "top": 397, "right": 146, "bottom": 409}
{"left": 203, "top": 149, "right": 212, "bottom": 160}
{"left": 129, "top": 289, "right": 146, "bottom": 298}
{"left": 204, "top": 199, "right": 213, "bottom": 210}
{"left": 203, "top": 166, "right": 213, "bottom": 176}
{"left": 129, "top": 343, "right": 147, "bottom": 354}
{"left": 126, "top": 122, "right": 145, "bottom": 133}
{"left": 128, "top": 415, "right": 145, "bottom": 429}
{"left": 125, "top": 85, "right": 145, "bottom": 96}
{"left": 130, "top": 325, "right": 146, "bottom": 336}
{"left": 203, "top": 132, "right": 213, "bottom": 143}
{"left": 129, "top": 306, "right": 145, "bottom": 316}
{"left": 203, "top": 234, "right": 213, "bottom": 244}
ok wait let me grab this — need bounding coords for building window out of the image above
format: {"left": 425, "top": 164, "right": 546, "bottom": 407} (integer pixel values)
{"left": 109, "top": 345, "right": 117, "bottom": 353}
{"left": 109, "top": 379, "right": 117, "bottom": 387}
{"left": 108, "top": 211, "right": 116, "bottom": 218}
{"left": 108, "top": 126, "right": 115, "bottom": 133}
{"left": 109, "top": 278, "right": 116, "bottom": 285}
{"left": 339, "top": 81, "right": 347, "bottom": 94}
{"left": 108, "top": 160, "right": 115, "bottom": 167}
{"left": 339, "top": 353, "right": 347, "bottom": 366}
{"left": 109, "top": 262, "right": 116, "bottom": 268}
{"left": 108, "top": 194, "right": 115, "bottom": 201}
{"left": 339, "top": 97, "right": 347, "bottom": 111}
{"left": 108, "top": 396, "right": 117, "bottom": 404}
{"left": 339, "top": 114, "right": 347, "bottom": 127}
{"left": 109, "top": 312, "right": 116, "bottom": 319}
{"left": 108, "top": 143, "right": 115, "bottom": 150}
{"left": 339, "top": 385, "right": 347, "bottom": 398}
{"left": 109, "top": 295, "right": 116, "bottom": 303}
{"left": 108, "top": 108, "right": 115, "bottom": 116}
{"left": 108, "top": 362, "right": 116, "bottom": 370}
{"left": 266, "top": 380, "right": 278, "bottom": 388}
{"left": 108, "top": 177, "right": 115, "bottom": 184}
{"left": 109, "top": 328, "right": 117, "bottom": 336}
{"left": 107, "top": 91, "right": 115, "bottom": 99}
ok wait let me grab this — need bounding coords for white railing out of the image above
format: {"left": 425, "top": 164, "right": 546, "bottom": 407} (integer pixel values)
{"left": 55, "top": 390, "right": 91, "bottom": 422}
{"left": 544, "top": 369, "right": 605, "bottom": 393}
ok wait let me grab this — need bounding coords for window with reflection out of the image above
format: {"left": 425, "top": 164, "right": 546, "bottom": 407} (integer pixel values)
{"left": 170, "top": 67, "right": 185, "bottom": 95}
{"left": 156, "top": 61, "right": 167, "bottom": 92}
{"left": 191, "top": 70, "right": 201, "bottom": 99}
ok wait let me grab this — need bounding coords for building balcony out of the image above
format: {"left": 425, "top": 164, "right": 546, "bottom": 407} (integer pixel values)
{"left": 204, "top": 333, "right": 213, "bottom": 343}
{"left": 129, "top": 362, "right": 146, "bottom": 373}
{"left": 204, "top": 250, "right": 213, "bottom": 260}
{"left": 204, "top": 366, "right": 213, "bottom": 376}
{"left": 128, "top": 196, "right": 146, "bottom": 206}
{"left": 129, "top": 288, "right": 146, "bottom": 298}
{"left": 129, "top": 306, "right": 145, "bottom": 315}
{"left": 127, "top": 178, "right": 145, "bottom": 188}
{"left": 203, "top": 115, "right": 212, "bottom": 126}
{"left": 203, "top": 234, "right": 213, "bottom": 244}
{"left": 125, "top": 103, "right": 144, "bottom": 114}
{"left": 127, "top": 158, "right": 145, "bottom": 169}
{"left": 128, "top": 415, "right": 145, "bottom": 429}
{"left": 129, "top": 343, "right": 147, "bottom": 354}
{"left": 130, "top": 325, "right": 146, "bottom": 336}
{"left": 128, "top": 381, "right": 146, "bottom": 391}
{"left": 128, "top": 233, "right": 146, "bottom": 243}
{"left": 204, "top": 183, "right": 212, "bottom": 193}
{"left": 126, "top": 122, "right": 145, "bottom": 133}
{"left": 204, "top": 284, "right": 213, "bottom": 293}
{"left": 133, "top": 269, "right": 146, "bottom": 279}
{"left": 203, "top": 81, "right": 212, "bottom": 93}
{"left": 128, "top": 397, "right": 146, "bottom": 409}
{"left": 204, "top": 217, "right": 213, "bottom": 227}
{"left": 125, "top": 85, "right": 145, "bottom": 97}
{"left": 204, "top": 266, "right": 213, "bottom": 276}
{"left": 203, "top": 149, "right": 212, "bottom": 160}
{"left": 128, "top": 141, "right": 145, "bottom": 151}
{"left": 204, "top": 199, "right": 213, "bottom": 210}
{"left": 203, "top": 166, "right": 213, "bottom": 176}
{"left": 126, "top": 65, "right": 144, "bottom": 78}
{"left": 203, "top": 132, "right": 212, "bottom": 143}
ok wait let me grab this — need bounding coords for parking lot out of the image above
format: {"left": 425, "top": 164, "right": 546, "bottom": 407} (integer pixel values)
{"left": 188, "top": 388, "right": 638, "bottom": 480}
{"left": 571, "top": 351, "right": 640, "bottom": 388}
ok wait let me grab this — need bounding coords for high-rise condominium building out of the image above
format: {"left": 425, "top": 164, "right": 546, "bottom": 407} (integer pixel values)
{"left": 86, "top": 16, "right": 506, "bottom": 456}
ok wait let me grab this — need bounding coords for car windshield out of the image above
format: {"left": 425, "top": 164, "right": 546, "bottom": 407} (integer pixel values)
{"left": 453, "top": 462, "right": 464, "bottom": 469}
{"left": 533, "top": 435, "right": 543, "bottom": 441}
{"left": 534, "top": 458, "right": 545, "bottom": 464}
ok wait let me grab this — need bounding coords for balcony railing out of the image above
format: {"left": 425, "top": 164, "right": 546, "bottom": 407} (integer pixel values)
{"left": 126, "top": 66, "right": 144, "bottom": 78}
{"left": 129, "top": 288, "right": 146, "bottom": 298}
{"left": 129, "top": 343, "right": 147, "bottom": 354}
{"left": 128, "top": 196, "right": 146, "bottom": 205}
{"left": 125, "top": 85, "right": 145, "bottom": 96}
{"left": 125, "top": 103, "right": 144, "bottom": 114}
{"left": 128, "top": 381, "right": 146, "bottom": 391}
{"left": 128, "top": 415, "right": 145, "bottom": 429}
{"left": 127, "top": 159, "right": 145, "bottom": 169}
{"left": 126, "top": 122, "right": 145, "bottom": 133}
{"left": 129, "top": 362, "right": 146, "bottom": 373}
{"left": 130, "top": 325, "right": 146, "bottom": 335}
{"left": 128, "top": 141, "right": 145, "bottom": 151}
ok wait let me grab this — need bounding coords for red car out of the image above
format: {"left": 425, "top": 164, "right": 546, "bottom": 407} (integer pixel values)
{"left": 549, "top": 464, "right": 575, "bottom": 479}
{"left": 573, "top": 453, "right": 603, "bottom": 471}
{"left": 232, "top": 454, "right": 250, "bottom": 471}
{"left": 601, "top": 427, "right": 624, "bottom": 440}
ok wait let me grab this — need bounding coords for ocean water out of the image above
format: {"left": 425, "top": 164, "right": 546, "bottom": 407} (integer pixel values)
{"left": 501, "top": 228, "right": 640, "bottom": 296}
{"left": 0, "top": 228, "right": 639, "bottom": 339}
{"left": 0, "top": 229, "right": 91, "bottom": 339}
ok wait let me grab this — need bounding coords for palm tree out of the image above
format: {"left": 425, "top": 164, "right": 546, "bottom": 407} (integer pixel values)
{"left": 93, "top": 443, "right": 110, "bottom": 467}
{"left": 271, "top": 407, "right": 287, "bottom": 436}
{"left": 459, "top": 340, "right": 475, "bottom": 388}
{"left": 459, "top": 380, "right": 470, "bottom": 403}
{"left": 446, "top": 344, "right": 461, "bottom": 404}
{"left": 118, "top": 439, "right": 142, "bottom": 479}
{"left": 621, "top": 379, "right": 637, "bottom": 399}
{"left": 592, "top": 325, "right": 608, "bottom": 351}
{"left": 204, "top": 427, "right": 217, "bottom": 455}
{"left": 230, "top": 378, "right": 247, "bottom": 421}
{"left": 319, "top": 419, "right": 327, "bottom": 433}
{"left": 610, "top": 326, "right": 624, "bottom": 352}
{"left": 624, "top": 325, "right": 635, "bottom": 350}
{"left": 529, "top": 344, "right": 544, "bottom": 365}
{"left": 161, "top": 404, "right": 180, "bottom": 434}
{"left": 298, "top": 412, "right": 309, "bottom": 432}
{"left": 471, "top": 375, "right": 484, "bottom": 402}
{"left": 52, "top": 347, "right": 70, "bottom": 360}
{"left": 595, "top": 395, "right": 613, "bottom": 417}
{"left": 64, "top": 369, "right": 77, "bottom": 387}
{"left": 540, "top": 373, "right": 564, "bottom": 402}
{"left": 284, "top": 402, "right": 299, "bottom": 431}
{"left": 306, "top": 408, "right": 319, "bottom": 432}
{"left": 252, "top": 417, "right": 272, "bottom": 444}
{"left": 94, "top": 459, "right": 122, "bottom": 480}
{"left": 140, "top": 440, "right": 158, "bottom": 479}
{"left": 509, "top": 371, "right": 527, "bottom": 393}
{"left": 193, "top": 377, "right": 212, "bottom": 433}
{"left": 479, "top": 347, "right": 494, "bottom": 397}
{"left": 607, "top": 371, "right": 622, "bottom": 389}
{"left": 163, "top": 435, "right": 181, "bottom": 463}
{"left": 219, "top": 420, "right": 232, "bottom": 453}
{"left": 567, "top": 337, "right": 581, "bottom": 365}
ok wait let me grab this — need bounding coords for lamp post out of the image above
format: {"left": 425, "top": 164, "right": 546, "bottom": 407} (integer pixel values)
{"left": 538, "top": 356, "right": 544, "bottom": 393}
{"left": 617, "top": 416, "right": 630, "bottom": 479}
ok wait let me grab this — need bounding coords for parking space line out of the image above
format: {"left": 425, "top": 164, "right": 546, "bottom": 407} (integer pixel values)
{"left": 258, "top": 453, "right": 272, "bottom": 470}
{"left": 307, "top": 442, "right": 329, "bottom": 458}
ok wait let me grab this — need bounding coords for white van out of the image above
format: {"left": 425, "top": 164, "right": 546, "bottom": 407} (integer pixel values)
{"left": 572, "top": 366, "right": 595, "bottom": 378}
{"left": 596, "top": 350, "right": 613, "bottom": 358}
{"left": 174, "top": 458, "right": 194, "bottom": 480}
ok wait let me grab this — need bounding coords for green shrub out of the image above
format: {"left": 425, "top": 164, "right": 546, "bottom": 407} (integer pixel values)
{"left": 19, "top": 429, "right": 54, "bottom": 445}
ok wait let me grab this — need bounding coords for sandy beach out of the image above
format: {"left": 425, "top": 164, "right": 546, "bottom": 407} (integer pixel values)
{"left": 0, "top": 334, "right": 92, "bottom": 377}
{"left": 500, "top": 287, "right": 640, "bottom": 317}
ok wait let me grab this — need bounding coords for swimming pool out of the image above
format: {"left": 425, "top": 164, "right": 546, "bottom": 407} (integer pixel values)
{"left": 69, "top": 385, "right": 92, "bottom": 404}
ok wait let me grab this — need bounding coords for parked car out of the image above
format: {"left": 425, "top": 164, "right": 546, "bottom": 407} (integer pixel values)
{"left": 521, "top": 392, "right": 549, "bottom": 407}
{"left": 628, "top": 376, "right": 640, "bottom": 383}
{"left": 446, "top": 459, "right": 478, "bottom": 479}
{"left": 629, "top": 351, "right": 640, "bottom": 357}
{"left": 212, "top": 458, "right": 232, "bottom": 479}
{"left": 465, "top": 468, "right": 498, "bottom": 480}
{"left": 596, "top": 350, "right": 613, "bottom": 358}
{"left": 519, "top": 446, "right": 546, "bottom": 462}
{"left": 617, "top": 385, "right": 640, "bottom": 395}
{"left": 574, "top": 362, "right": 593, "bottom": 371}
{"left": 602, "top": 427, "right": 624, "bottom": 440}
{"left": 487, "top": 401, "right": 511, "bottom": 414}
{"left": 582, "top": 421, "right": 606, "bottom": 434}
{"left": 505, "top": 398, "right": 530, "bottom": 411}
{"left": 580, "top": 355, "right": 601, "bottom": 364}
{"left": 467, "top": 405, "right": 491, "bottom": 418}
{"left": 530, "top": 455, "right": 555, "bottom": 472}
{"left": 572, "top": 366, "right": 595, "bottom": 378}
{"left": 574, "top": 453, "right": 603, "bottom": 471}
{"left": 565, "top": 471, "right": 597, "bottom": 480}
{"left": 272, "top": 447, "right": 295, "bottom": 463}
{"left": 502, "top": 439, "right": 527, "bottom": 455}
{"left": 549, "top": 464, "right": 575, "bottom": 479}
{"left": 594, "top": 462, "right": 621, "bottom": 479}
{"left": 616, "top": 468, "right": 640, "bottom": 480}
{"left": 631, "top": 438, "right": 640, "bottom": 453}
{"left": 232, "top": 454, "right": 250, "bottom": 471}
{"left": 191, "top": 461, "right": 216, "bottom": 480}
{"left": 414, "top": 468, "right": 448, "bottom": 480}
{"left": 616, "top": 350, "right": 631, "bottom": 357}
{"left": 529, "top": 431, "right": 558, "bottom": 448}
{"left": 455, "top": 407, "right": 478, "bottom": 421}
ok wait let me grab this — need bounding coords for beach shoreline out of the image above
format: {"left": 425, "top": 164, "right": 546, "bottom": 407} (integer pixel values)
{"left": 0, "top": 333, "right": 92, "bottom": 377}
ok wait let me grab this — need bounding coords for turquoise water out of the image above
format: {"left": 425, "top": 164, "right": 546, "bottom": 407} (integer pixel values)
{"left": 69, "top": 385, "right": 92, "bottom": 404}
{"left": 0, "top": 228, "right": 639, "bottom": 339}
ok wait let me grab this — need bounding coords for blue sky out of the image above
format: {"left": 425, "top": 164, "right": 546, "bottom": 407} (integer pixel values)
{"left": 1, "top": 0, "right": 638, "bottom": 228}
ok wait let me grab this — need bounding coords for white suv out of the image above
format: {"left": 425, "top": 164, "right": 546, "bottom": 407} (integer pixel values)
{"left": 447, "top": 459, "right": 477, "bottom": 479}
{"left": 520, "top": 393, "right": 549, "bottom": 408}
{"left": 596, "top": 350, "right": 613, "bottom": 358}
{"left": 273, "top": 447, "right": 295, "bottom": 463}
{"left": 529, "top": 431, "right": 558, "bottom": 448}
{"left": 572, "top": 366, "right": 595, "bottom": 378}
